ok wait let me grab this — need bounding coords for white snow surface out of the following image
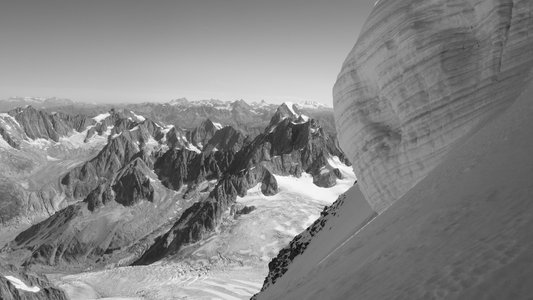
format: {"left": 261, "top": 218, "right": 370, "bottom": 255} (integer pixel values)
{"left": 130, "top": 111, "right": 146, "bottom": 122}
{"left": 295, "top": 101, "right": 330, "bottom": 110}
{"left": 24, "top": 138, "right": 51, "bottom": 149}
{"left": 212, "top": 121, "right": 223, "bottom": 130}
{"left": 256, "top": 74, "right": 533, "bottom": 299}
{"left": 55, "top": 266, "right": 264, "bottom": 300}
{"left": 92, "top": 113, "right": 110, "bottom": 123}
{"left": 4, "top": 275, "right": 41, "bottom": 293}
{"left": 57, "top": 126, "right": 106, "bottom": 149}
{"left": 185, "top": 144, "right": 201, "bottom": 154}
{"left": 271, "top": 171, "right": 354, "bottom": 204}
{"left": 283, "top": 102, "right": 297, "bottom": 115}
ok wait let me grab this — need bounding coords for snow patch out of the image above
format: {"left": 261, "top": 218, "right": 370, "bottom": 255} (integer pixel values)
{"left": 295, "top": 101, "right": 330, "bottom": 110}
{"left": 25, "top": 138, "right": 52, "bottom": 149}
{"left": 273, "top": 172, "right": 355, "bottom": 203}
{"left": 185, "top": 144, "right": 201, "bottom": 154}
{"left": 212, "top": 122, "right": 223, "bottom": 130}
{"left": 162, "top": 125, "right": 174, "bottom": 135}
{"left": 327, "top": 156, "right": 357, "bottom": 180}
{"left": 92, "top": 113, "right": 110, "bottom": 123}
{"left": 283, "top": 102, "right": 297, "bottom": 115}
{"left": 4, "top": 275, "right": 41, "bottom": 293}
{"left": 111, "top": 132, "right": 123, "bottom": 139}
{"left": 130, "top": 111, "right": 146, "bottom": 122}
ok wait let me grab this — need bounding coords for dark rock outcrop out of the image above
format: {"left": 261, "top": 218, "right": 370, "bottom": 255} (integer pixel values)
{"left": 202, "top": 126, "right": 247, "bottom": 153}
{"left": 261, "top": 170, "right": 278, "bottom": 196}
{"left": 153, "top": 148, "right": 234, "bottom": 192}
{"left": 165, "top": 126, "right": 189, "bottom": 149}
{"left": 186, "top": 119, "right": 219, "bottom": 150}
{"left": 313, "top": 169, "right": 342, "bottom": 188}
{"left": 112, "top": 158, "right": 155, "bottom": 206}
{"left": 234, "top": 205, "right": 256, "bottom": 217}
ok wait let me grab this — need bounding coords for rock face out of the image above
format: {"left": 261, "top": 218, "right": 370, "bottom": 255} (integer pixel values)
{"left": 0, "top": 107, "right": 93, "bottom": 149}
{"left": 153, "top": 148, "right": 235, "bottom": 191}
{"left": 186, "top": 119, "right": 219, "bottom": 150}
{"left": 9, "top": 106, "right": 90, "bottom": 142}
{"left": 333, "top": 0, "right": 533, "bottom": 212}
{"left": 261, "top": 170, "right": 278, "bottom": 196}
{"left": 202, "top": 126, "right": 247, "bottom": 153}
{"left": 60, "top": 131, "right": 140, "bottom": 200}
{"left": 111, "top": 158, "right": 155, "bottom": 207}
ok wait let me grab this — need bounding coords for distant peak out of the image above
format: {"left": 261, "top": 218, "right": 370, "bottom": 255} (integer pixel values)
{"left": 294, "top": 100, "right": 331, "bottom": 110}
{"left": 279, "top": 102, "right": 301, "bottom": 117}
{"left": 168, "top": 98, "right": 189, "bottom": 106}
{"left": 266, "top": 102, "right": 312, "bottom": 132}
{"left": 231, "top": 99, "right": 251, "bottom": 109}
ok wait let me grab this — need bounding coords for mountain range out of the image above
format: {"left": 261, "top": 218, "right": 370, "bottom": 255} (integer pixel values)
{"left": 0, "top": 100, "right": 354, "bottom": 299}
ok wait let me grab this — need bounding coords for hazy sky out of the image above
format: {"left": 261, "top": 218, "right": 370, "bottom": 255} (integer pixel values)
{"left": 0, "top": 0, "right": 375, "bottom": 105}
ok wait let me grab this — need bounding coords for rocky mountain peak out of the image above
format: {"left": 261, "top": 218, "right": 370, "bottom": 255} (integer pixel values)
{"left": 202, "top": 126, "right": 247, "bottom": 153}
{"left": 111, "top": 157, "right": 155, "bottom": 207}
{"left": 186, "top": 119, "right": 221, "bottom": 150}
{"left": 266, "top": 102, "right": 310, "bottom": 133}
{"left": 231, "top": 99, "right": 252, "bottom": 111}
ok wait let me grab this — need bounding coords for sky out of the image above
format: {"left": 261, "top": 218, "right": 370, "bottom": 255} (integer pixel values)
{"left": 0, "top": 0, "right": 375, "bottom": 105}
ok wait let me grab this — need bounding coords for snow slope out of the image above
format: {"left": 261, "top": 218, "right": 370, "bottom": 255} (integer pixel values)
{"left": 256, "top": 74, "right": 533, "bottom": 298}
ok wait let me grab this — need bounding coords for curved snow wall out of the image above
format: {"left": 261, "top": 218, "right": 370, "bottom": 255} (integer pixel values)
{"left": 333, "top": 0, "right": 533, "bottom": 212}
